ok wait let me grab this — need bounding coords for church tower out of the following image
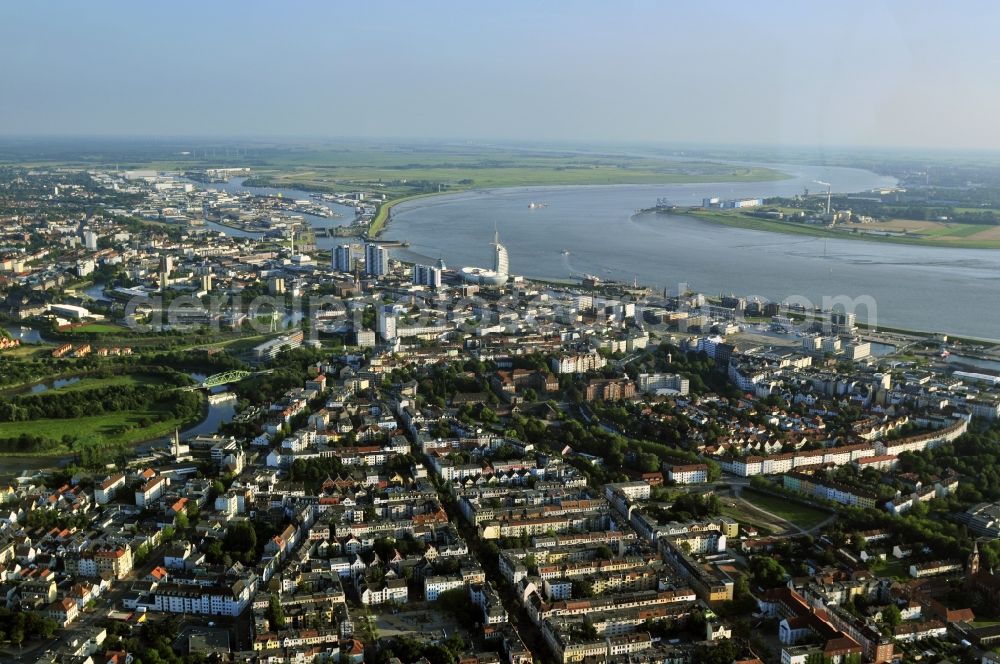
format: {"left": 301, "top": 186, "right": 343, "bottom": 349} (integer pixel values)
{"left": 968, "top": 540, "right": 981, "bottom": 579}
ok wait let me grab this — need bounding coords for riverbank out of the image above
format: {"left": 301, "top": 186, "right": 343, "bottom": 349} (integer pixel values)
{"left": 0, "top": 400, "right": 204, "bottom": 459}
{"left": 675, "top": 209, "right": 1000, "bottom": 249}
{"left": 206, "top": 216, "right": 263, "bottom": 236}
{"left": 368, "top": 190, "right": 455, "bottom": 237}
{"left": 0, "top": 368, "right": 208, "bottom": 458}
{"left": 242, "top": 162, "right": 793, "bottom": 239}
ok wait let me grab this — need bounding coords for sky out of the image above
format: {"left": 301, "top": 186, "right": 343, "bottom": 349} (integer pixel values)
{"left": 2, "top": 1, "right": 999, "bottom": 149}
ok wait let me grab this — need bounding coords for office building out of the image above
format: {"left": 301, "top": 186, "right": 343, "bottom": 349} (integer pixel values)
{"left": 333, "top": 244, "right": 353, "bottom": 272}
{"left": 365, "top": 243, "right": 389, "bottom": 277}
{"left": 412, "top": 264, "right": 442, "bottom": 288}
{"left": 159, "top": 255, "right": 173, "bottom": 291}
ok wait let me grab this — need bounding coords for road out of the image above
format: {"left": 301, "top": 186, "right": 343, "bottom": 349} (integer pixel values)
{"left": 5, "top": 539, "right": 174, "bottom": 662}
{"left": 728, "top": 483, "right": 836, "bottom": 537}
{"left": 431, "top": 478, "right": 554, "bottom": 663}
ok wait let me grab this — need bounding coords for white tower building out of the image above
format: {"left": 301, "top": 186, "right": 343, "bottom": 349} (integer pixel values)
{"left": 493, "top": 230, "right": 509, "bottom": 276}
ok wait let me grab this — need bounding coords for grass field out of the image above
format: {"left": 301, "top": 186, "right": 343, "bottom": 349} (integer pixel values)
{"left": 250, "top": 161, "right": 789, "bottom": 190}
{"left": 717, "top": 502, "right": 777, "bottom": 536}
{"left": 0, "top": 401, "right": 197, "bottom": 454}
{"left": 0, "top": 370, "right": 200, "bottom": 455}
{"left": 0, "top": 345, "right": 50, "bottom": 359}
{"left": 869, "top": 557, "right": 910, "bottom": 580}
{"left": 6, "top": 372, "right": 174, "bottom": 397}
{"left": 682, "top": 210, "right": 1000, "bottom": 249}
{"left": 63, "top": 323, "right": 130, "bottom": 334}
{"left": 741, "top": 489, "right": 831, "bottom": 530}
{"left": 5, "top": 141, "right": 791, "bottom": 187}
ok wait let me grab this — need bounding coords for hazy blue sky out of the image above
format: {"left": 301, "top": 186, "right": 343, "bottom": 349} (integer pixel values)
{"left": 2, "top": 1, "right": 997, "bottom": 148}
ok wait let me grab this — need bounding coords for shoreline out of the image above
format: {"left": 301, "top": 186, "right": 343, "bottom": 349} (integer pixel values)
{"left": 265, "top": 169, "right": 798, "bottom": 240}
{"left": 668, "top": 209, "right": 1000, "bottom": 250}
{"left": 367, "top": 190, "right": 457, "bottom": 238}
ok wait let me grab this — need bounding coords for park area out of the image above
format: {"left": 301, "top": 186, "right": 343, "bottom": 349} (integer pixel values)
{"left": 741, "top": 489, "right": 831, "bottom": 530}
{"left": 720, "top": 488, "right": 832, "bottom": 535}
{"left": 0, "top": 370, "right": 203, "bottom": 457}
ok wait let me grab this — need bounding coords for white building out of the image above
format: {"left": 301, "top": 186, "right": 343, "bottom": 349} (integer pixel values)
{"left": 637, "top": 373, "right": 690, "bottom": 396}
{"left": 550, "top": 352, "right": 607, "bottom": 375}
{"left": 94, "top": 473, "right": 126, "bottom": 505}
{"left": 424, "top": 574, "right": 465, "bottom": 601}
{"left": 668, "top": 464, "right": 708, "bottom": 484}
{"left": 135, "top": 476, "right": 169, "bottom": 507}
{"left": 149, "top": 581, "right": 252, "bottom": 616}
{"left": 412, "top": 264, "right": 442, "bottom": 288}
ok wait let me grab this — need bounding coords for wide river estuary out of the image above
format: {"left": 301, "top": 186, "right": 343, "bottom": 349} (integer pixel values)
{"left": 381, "top": 163, "right": 1000, "bottom": 340}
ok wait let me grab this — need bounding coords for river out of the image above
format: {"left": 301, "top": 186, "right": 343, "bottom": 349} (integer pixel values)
{"left": 369, "top": 163, "right": 1000, "bottom": 340}
{"left": 196, "top": 177, "right": 359, "bottom": 246}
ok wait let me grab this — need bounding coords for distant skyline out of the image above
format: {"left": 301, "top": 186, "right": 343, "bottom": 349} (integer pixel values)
{"left": 3, "top": 1, "right": 998, "bottom": 150}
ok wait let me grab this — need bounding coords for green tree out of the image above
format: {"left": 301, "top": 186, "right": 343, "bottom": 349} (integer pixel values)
{"left": 268, "top": 593, "right": 286, "bottom": 629}
{"left": 883, "top": 604, "right": 901, "bottom": 628}
{"left": 748, "top": 555, "right": 787, "bottom": 589}
{"left": 572, "top": 579, "right": 595, "bottom": 598}
{"left": 174, "top": 512, "right": 189, "bottom": 530}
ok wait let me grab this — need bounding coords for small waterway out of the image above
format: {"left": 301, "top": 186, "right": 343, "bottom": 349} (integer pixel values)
{"left": 946, "top": 353, "right": 1000, "bottom": 375}
{"left": 869, "top": 342, "right": 897, "bottom": 357}
{"left": 2, "top": 323, "right": 44, "bottom": 344}
{"left": 29, "top": 377, "right": 81, "bottom": 394}
{"left": 82, "top": 281, "right": 108, "bottom": 300}
{"left": 194, "top": 177, "right": 365, "bottom": 250}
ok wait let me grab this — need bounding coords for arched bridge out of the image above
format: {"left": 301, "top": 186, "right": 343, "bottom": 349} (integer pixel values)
{"left": 178, "top": 369, "right": 270, "bottom": 391}
{"left": 201, "top": 370, "right": 252, "bottom": 388}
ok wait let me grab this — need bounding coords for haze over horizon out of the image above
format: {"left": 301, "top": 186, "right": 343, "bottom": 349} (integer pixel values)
{"left": 3, "top": 1, "right": 997, "bottom": 150}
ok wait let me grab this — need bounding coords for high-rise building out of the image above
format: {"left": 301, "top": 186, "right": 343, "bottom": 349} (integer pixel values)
{"left": 377, "top": 305, "right": 397, "bottom": 341}
{"left": 333, "top": 244, "right": 353, "bottom": 272}
{"left": 365, "top": 243, "right": 389, "bottom": 277}
{"left": 460, "top": 229, "right": 509, "bottom": 286}
{"left": 493, "top": 229, "right": 509, "bottom": 276}
{"left": 159, "top": 255, "right": 173, "bottom": 291}
{"left": 83, "top": 230, "right": 98, "bottom": 251}
{"left": 201, "top": 274, "right": 213, "bottom": 292}
{"left": 412, "top": 264, "right": 442, "bottom": 288}
{"left": 268, "top": 276, "right": 286, "bottom": 295}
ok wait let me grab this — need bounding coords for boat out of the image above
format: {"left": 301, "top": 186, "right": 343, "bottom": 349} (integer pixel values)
{"left": 528, "top": 202, "right": 549, "bottom": 209}
{"left": 561, "top": 250, "right": 570, "bottom": 255}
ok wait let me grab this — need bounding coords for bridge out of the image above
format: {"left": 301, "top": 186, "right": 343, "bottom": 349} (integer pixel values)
{"left": 178, "top": 369, "right": 266, "bottom": 391}
{"left": 201, "top": 370, "right": 252, "bottom": 388}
